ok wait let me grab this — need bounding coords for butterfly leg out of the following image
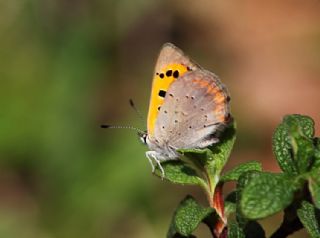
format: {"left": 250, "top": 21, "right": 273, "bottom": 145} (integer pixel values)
{"left": 146, "top": 151, "right": 165, "bottom": 179}
{"left": 146, "top": 152, "right": 155, "bottom": 172}
{"left": 154, "top": 156, "right": 165, "bottom": 179}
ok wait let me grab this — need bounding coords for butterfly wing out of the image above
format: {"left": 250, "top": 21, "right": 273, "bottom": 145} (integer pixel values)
{"left": 154, "top": 69, "right": 231, "bottom": 150}
{"left": 147, "top": 43, "right": 201, "bottom": 138}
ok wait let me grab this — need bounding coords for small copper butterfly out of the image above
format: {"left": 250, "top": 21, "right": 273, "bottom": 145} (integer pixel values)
{"left": 140, "top": 43, "right": 232, "bottom": 176}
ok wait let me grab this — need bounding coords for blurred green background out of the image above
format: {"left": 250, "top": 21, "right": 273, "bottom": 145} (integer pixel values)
{"left": 1, "top": 0, "right": 320, "bottom": 237}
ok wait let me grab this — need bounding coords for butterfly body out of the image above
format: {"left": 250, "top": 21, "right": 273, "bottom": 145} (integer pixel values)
{"left": 142, "top": 43, "right": 231, "bottom": 174}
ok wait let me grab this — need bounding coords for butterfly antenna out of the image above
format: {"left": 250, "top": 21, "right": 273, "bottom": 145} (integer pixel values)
{"left": 100, "top": 124, "right": 145, "bottom": 135}
{"left": 129, "top": 99, "right": 146, "bottom": 126}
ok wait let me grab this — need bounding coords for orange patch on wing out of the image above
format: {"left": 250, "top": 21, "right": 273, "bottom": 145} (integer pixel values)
{"left": 147, "top": 64, "right": 189, "bottom": 136}
{"left": 214, "top": 93, "right": 225, "bottom": 104}
{"left": 193, "top": 79, "right": 220, "bottom": 100}
{"left": 192, "top": 79, "right": 221, "bottom": 97}
{"left": 207, "top": 86, "right": 219, "bottom": 95}
{"left": 192, "top": 79, "right": 209, "bottom": 88}
{"left": 192, "top": 78, "right": 227, "bottom": 123}
{"left": 214, "top": 105, "right": 226, "bottom": 122}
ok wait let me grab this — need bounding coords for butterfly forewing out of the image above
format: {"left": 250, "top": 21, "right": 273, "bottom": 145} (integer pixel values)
{"left": 153, "top": 43, "right": 200, "bottom": 74}
{"left": 147, "top": 43, "right": 201, "bottom": 138}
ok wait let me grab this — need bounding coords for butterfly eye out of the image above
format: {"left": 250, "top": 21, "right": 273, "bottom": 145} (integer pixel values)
{"left": 139, "top": 133, "right": 147, "bottom": 144}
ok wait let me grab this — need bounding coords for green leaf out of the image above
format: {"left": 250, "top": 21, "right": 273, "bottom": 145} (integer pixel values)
{"left": 179, "top": 123, "right": 237, "bottom": 196}
{"left": 206, "top": 123, "right": 237, "bottom": 194}
{"left": 239, "top": 172, "right": 296, "bottom": 219}
{"left": 206, "top": 122, "right": 237, "bottom": 175}
{"left": 297, "top": 201, "right": 320, "bottom": 238}
{"left": 154, "top": 161, "right": 206, "bottom": 188}
{"left": 225, "top": 201, "right": 236, "bottom": 216}
{"left": 228, "top": 221, "right": 245, "bottom": 238}
{"left": 311, "top": 141, "right": 320, "bottom": 206}
{"left": 309, "top": 170, "right": 320, "bottom": 209}
{"left": 284, "top": 114, "right": 315, "bottom": 138}
{"left": 272, "top": 122, "right": 298, "bottom": 175}
{"left": 313, "top": 138, "right": 320, "bottom": 169}
{"left": 236, "top": 171, "right": 262, "bottom": 226}
{"left": 272, "top": 114, "right": 316, "bottom": 175}
{"left": 221, "top": 161, "right": 262, "bottom": 182}
{"left": 294, "top": 136, "right": 314, "bottom": 173}
{"left": 284, "top": 115, "right": 315, "bottom": 173}
{"left": 167, "top": 195, "right": 214, "bottom": 238}
{"left": 178, "top": 148, "right": 213, "bottom": 170}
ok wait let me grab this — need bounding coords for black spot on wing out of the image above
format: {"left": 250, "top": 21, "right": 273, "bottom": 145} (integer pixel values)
{"left": 166, "top": 70, "right": 172, "bottom": 77}
{"left": 158, "top": 90, "right": 166, "bottom": 98}
{"left": 173, "top": 70, "right": 179, "bottom": 78}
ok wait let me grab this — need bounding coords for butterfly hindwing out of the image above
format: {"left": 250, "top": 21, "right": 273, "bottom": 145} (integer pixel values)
{"left": 147, "top": 43, "right": 200, "bottom": 137}
{"left": 154, "top": 69, "right": 231, "bottom": 149}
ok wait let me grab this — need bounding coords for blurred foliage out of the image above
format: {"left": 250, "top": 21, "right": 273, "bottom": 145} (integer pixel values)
{"left": 0, "top": 0, "right": 163, "bottom": 237}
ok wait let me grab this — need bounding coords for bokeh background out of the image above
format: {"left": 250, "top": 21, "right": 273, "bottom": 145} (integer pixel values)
{"left": 1, "top": 0, "right": 320, "bottom": 237}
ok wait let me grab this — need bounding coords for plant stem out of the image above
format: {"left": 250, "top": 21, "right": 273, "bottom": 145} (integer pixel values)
{"left": 213, "top": 183, "right": 227, "bottom": 237}
{"left": 213, "top": 184, "right": 226, "bottom": 222}
{"left": 205, "top": 170, "right": 227, "bottom": 238}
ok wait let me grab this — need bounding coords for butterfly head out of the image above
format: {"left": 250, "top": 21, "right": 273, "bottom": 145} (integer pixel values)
{"left": 138, "top": 131, "right": 148, "bottom": 145}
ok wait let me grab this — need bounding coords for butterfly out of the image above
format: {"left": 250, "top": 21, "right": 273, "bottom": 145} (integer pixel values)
{"left": 139, "top": 43, "right": 232, "bottom": 176}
